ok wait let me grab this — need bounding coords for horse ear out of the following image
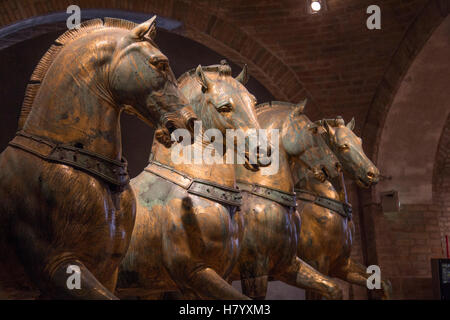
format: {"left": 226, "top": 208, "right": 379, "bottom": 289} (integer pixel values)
{"left": 324, "top": 120, "right": 337, "bottom": 144}
{"left": 291, "top": 98, "right": 307, "bottom": 117}
{"left": 235, "top": 64, "right": 249, "bottom": 85}
{"left": 130, "top": 16, "right": 157, "bottom": 40}
{"left": 346, "top": 117, "right": 355, "bottom": 131}
{"left": 195, "top": 65, "right": 211, "bottom": 91}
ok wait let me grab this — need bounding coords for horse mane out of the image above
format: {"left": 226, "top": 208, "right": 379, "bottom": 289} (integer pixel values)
{"left": 314, "top": 118, "right": 345, "bottom": 127}
{"left": 18, "top": 18, "right": 139, "bottom": 130}
{"left": 177, "top": 63, "right": 233, "bottom": 85}
{"left": 255, "top": 101, "right": 298, "bottom": 116}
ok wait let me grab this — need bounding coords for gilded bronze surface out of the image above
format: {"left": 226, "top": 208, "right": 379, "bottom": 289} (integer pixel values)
{"left": 294, "top": 117, "right": 392, "bottom": 299}
{"left": 228, "top": 101, "right": 344, "bottom": 299}
{"left": 0, "top": 17, "right": 196, "bottom": 299}
{"left": 117, "top": 62, "right": 269, "bottom": 299}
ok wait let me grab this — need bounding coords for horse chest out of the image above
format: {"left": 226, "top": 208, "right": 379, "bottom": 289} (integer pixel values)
{"left": 92, "top": 187, "right": 135, "bottom": 256}
{"left": 242, "top": 195, "right": 298, "bottom": 264}
{"left": 192, "top": 202, "right": 242, "bottom": 252}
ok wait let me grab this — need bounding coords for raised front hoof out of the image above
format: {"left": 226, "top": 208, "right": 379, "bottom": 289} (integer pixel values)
{"left": 381, "top": 280, "right": 393, "bottom": 300}
{"left": 326, "top": 285, "right": 343, "bottom": 300}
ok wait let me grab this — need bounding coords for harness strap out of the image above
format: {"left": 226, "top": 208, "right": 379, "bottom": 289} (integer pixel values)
{"left": 145, "top": 160, "right": 242, "bottom": 207}
{"left": 295, "top": 188, "right": 352, "bottom": 219}
{"left": 8, "top": 131, "right": 129, "bottom": 187}
{"left": 236, "top": 180, "right": 297, "bottom": 208}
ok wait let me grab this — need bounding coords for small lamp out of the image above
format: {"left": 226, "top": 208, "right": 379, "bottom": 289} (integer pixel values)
{"left": 306, "top": 0, "right": 328, "bottom": 14}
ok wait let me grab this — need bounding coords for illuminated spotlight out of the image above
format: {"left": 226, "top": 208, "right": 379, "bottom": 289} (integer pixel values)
{"left": 311, "top": 1, "right": 321, "bottom": 11}
{"left": 306, "top": 0, "right": 328, "bottom": 14}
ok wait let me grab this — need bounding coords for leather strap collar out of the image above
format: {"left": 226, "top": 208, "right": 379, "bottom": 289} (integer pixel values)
{"left": 295, "top": 188, "right": 352, "bottom": 219}
{"left": 236, "top": 180, "right": 297, "bottom": 208}
{"left": 9, "top": 131, "right": 130, "bottom": 187}
{"left": 145, "top": 160, "right": 242, "bottom": 207}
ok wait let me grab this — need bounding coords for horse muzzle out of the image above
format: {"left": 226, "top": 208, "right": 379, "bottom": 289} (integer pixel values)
{"left": 161, "top": 106, "right": 197, "bottom": 134}
{"left": 356, "top": 168, "right": 380, "bottom": 188}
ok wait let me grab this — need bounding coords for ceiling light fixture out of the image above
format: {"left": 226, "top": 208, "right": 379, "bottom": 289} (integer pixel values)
{"left": 306, "top": 0, "right": 328, "bottom": 14}
{"left": 311, "top": 1, "right": 321, "bottom": 12}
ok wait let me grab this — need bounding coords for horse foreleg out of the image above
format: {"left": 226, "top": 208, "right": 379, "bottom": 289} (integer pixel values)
{"left": 187, "top": 267, "right": 251, "bottom": 300}
{"left": 46, "top": 256, "right": 118, "bottom": 299}
{"left": 305, "top": 290, "right": 324, "bottom": 300}
{"left": 14, "top": 222, "right": 117, "bottom": 299}
{"left": 332, "top": 258, "right": 392, "bottom": 300}
{"left": 278, "top": 257, "right": 342, "bottom": 300}
{"left": 240, "top": 275, "right": 268, "bottom": 300}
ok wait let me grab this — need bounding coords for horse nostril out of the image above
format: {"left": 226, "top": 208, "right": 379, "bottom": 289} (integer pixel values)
{"left": 258, "top": 145, "right": 271, "bottom": 158}
{"left": 165, "top": 121, "right": 176, "bottom": 135}
{"left": 186, "top": 117, "right": 196, "bottom": 133}
{"left": 367, "top": 171, "right": 375, "bottom": 179}
{"left": 179, "top": 106, "right": 197, "bottom": 133}
{"left": 321, "top": 166, "right": 329, "bottom": 179}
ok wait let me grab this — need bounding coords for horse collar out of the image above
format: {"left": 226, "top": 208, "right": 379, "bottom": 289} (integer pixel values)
{"left": 9, "top": 131, "right": 130, "bottom": 187}
{"left": 145, "top": 160, "right": 242, "bottom": 208}
{"left": 236, "top": 180, "right": 297, "bottom": 208}
{"left": 295, "top": 188, "right": 352, "bottom": 219}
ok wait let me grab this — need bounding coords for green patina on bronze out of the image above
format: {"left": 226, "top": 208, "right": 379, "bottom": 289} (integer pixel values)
{"left": 0, "top": 17, "right": 196, "bottom": 300}
{"left": 228, "top": 101, "right": 345, "bottom": 300}
{"left": 294, "top": 117, "right": 392, "bottom": 300}
{"left": 117, "top": 61, "right": 269, "bottom": 300}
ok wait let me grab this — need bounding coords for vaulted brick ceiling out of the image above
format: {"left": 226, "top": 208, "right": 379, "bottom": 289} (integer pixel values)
{"left": 202, "top": 0, "right": 428, "bottom": 123}
{"left": 187, "top": 0, "right": 445, "bottom": 136}
{"left": 0, "top": 0, "right": 447, "bottom": 149}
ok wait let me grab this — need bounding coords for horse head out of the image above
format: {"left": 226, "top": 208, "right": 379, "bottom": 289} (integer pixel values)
{"left": 108, "top": 16, "right": 196, "bottom": 146}
{"left": 319, "top": 117, "right": 380, "bottom": 187}
{"left": 279, "top": 100, "right": 341, "bottom": 182}
{"left": 177, "top": 61, "right": 271, "bottom": 170}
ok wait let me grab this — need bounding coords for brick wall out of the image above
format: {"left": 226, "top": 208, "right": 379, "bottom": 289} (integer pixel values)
{"left": 362, "top": 0, "right": 447, "bottom": 163}
{"left": 434, "top": 114, "right": 450, "bottom": 258}
{"left": 346, "top": 181, "right": 369, "bottom": 299}
{"left": 374, "top": 204, "right": 443, "bottom": 299}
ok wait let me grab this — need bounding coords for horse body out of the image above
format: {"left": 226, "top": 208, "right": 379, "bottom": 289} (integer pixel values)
{"left": 229, "top": 101, "right": 343, "bottom": 300}
{"left": 117, "top": 63, "right": 267, "bottom": 300}
{"left": 0, "top": 150, "right": 135, "bottom": 298}
{"left": 0, "top": 17, "right": 196, "bottom": 299}
{"left": 294, "top": 117, "right": 392, "bottom": 299}
{"left": 296, "top": 170, "right": 354, "bottom": 284}
{"left": 118, "top": 159, "right": 243, "bottom": 299}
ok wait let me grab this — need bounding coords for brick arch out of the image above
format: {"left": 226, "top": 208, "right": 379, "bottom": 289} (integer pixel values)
{"left": 433, "top": 114, "right": 450, "bottom": 253}
{"left": 433, "top": 114, "right": 450, "bottom": 199}
{"left": 0, "top": 0, "right": 310, "bottom": 112}
{"left": 355, "top": 1, "right": 449, "bottom": 295}
{"left": 361, "top": 0, "right": 448, "bottom": 161}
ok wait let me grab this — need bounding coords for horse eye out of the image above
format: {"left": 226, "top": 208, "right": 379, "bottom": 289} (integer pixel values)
{"left": 217, "top": 103, "right": 232, "bottom": 113}
{"left": 153, "top": 60, "right": 169, "bottom": 72}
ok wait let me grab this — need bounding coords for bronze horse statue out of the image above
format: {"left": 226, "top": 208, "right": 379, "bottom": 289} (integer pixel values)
{"left": 116, "top": 62, "right": 270, "bottom": 299}
{"left": 227, "top": 101, "right": 344, "bottom": 300}
{"left": 0, "top": 17, "right": 196, "bottom": 299}
{"left": 294, "top": 117, "right": 392, "bottom": 299}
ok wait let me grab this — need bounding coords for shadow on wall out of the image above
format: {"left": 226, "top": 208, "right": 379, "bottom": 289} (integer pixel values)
{"left": 0, "top": 27, "right": 274, "bottom": 178}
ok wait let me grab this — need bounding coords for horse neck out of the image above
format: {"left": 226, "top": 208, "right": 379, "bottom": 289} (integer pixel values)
{"left": 236, "top": 109, "right": 294, "bottom": 193}
{"left": 22, "top": 38, "right": 122, "bottom": 160}
{"left": 295, "top": 165, "right": 341, "bottom": 201}
{"left": 149, "top": 131, "right": 236, "bottom": 188}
